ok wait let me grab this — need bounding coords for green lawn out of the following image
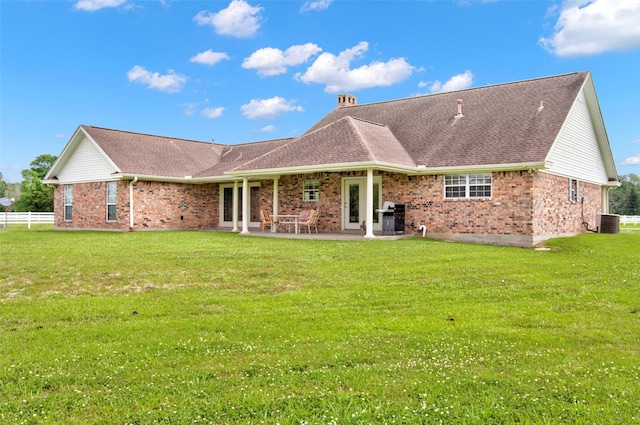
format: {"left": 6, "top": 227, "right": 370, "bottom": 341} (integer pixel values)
{"left": 1, "top": 228, "right": 638, "bottom": 424}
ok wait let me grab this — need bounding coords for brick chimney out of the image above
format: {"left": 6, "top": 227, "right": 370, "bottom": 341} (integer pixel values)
{"left": 337, "top": 94, "right": 357, "bottom": 108}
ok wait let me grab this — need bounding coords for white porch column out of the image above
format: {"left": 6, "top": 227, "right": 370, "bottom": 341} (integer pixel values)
{"left": 129, "top": 177, "right": 138, "bottom": 230}
{"left": 272, "top": 177, "right": 279, "bottom": 232}
{"left": 232, "top": 180, "right": 239, "bottom": 232}
{"left": 272, "top": 177, "right": 279, "bottom": 218}
{"left": 240, "top": 177, "right": 250, "bottom": 234}
{"left": 364, "top": 168, "right": 375, "bottom": 239}
{"left": 601, "top": 187, "right": 610, "bottom": 214}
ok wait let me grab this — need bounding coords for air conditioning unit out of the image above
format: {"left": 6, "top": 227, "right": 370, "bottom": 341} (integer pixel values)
{"left": 597, "top": 214, "right": 620, "bottom": 234}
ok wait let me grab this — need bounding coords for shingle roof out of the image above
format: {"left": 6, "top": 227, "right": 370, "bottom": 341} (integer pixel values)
{"left": 83, "top": 126, "right": 223, "bottom": 178}
{"left": 304, "top": 71, "right": 589, "bottom": 169}
{"left": 234, "top": 116, "right": 416, "bottom": 171}
{"left": 75, "top": 71, "right": 590, "bottom": 179}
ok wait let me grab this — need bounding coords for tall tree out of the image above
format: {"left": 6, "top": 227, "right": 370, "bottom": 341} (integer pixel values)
{"left": 13, "top": 154, "right": 57, "bottom": 212}
{"left": 626, "top": 184, "right": 639, "bottom": 215}
{"left": 610, "top": 174, "right": 640, "bottom": 215}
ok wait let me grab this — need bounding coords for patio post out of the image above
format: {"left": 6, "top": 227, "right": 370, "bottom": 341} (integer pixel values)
{"left": 364, "top": 168, "right": 375, "bottom": 239}
{"left": 240, "top": 177, "right": 250, "bottom": 234}
{"left": 232, "top": 180, "right": 239, "bottom": 232}
{"left": 271, "top": 176, "right": 280, "bottom": 232}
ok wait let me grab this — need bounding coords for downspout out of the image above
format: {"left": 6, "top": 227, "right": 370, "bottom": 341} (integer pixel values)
{"left": 129, "top": 177, "right": 138, "bottom": 230}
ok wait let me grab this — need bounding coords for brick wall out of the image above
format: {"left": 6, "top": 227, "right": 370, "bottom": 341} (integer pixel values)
{"left": 54, "top": 181, "right": 130, "bottom": 230}
{"left": 54, "top": 181, "right": 218, "bottom": 230}
{"left": 54, "top": 171, "right": 602, "bottom": 244}
{"left": 531, "top": 172, "right": 601, "bottom": 236}
{"left": 269, "top": 173, "right": 343, "bottom": 232}
{"left": 267, "top": 170, "right": 601, "bottom": 243}
{"left": 133, "top": 181, "right": 217, "bottom": 230}
{"left": 379, "top": 171, "right": 535, "bottom": 236}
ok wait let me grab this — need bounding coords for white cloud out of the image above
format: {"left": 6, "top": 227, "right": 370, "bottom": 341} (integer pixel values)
{"left": 300, "top": 0, "right": 333, "bottom": 13}
{"left": 426, "top": 70, "right": 474, "bottom": 94}
{"left": 202, "top": 107, "right": 225, "bottom": 119}
{"left": 74, "top": 0, "right": 127, "bottom": 11}
{"left": 194, "top": 0, "right": 262, "bottom": 39}
{"left": 127, "top": 65, "right": 187, "bottom": 93}
{"left": 242, "top": 43, "right": 322, "bottom": 77}
{"left": 182, "top": 103, "right": 197, "bottom": 116}
{"left": 190, "top": 50, "right": 230, "bottom": 66}
{"left": 261, "top": 125, "right": 277, "bottom": 132}
{"left": 540, "top": 0, "right": 640, "bottom": 57}
{"left": 622, "top": 155, "right": 640, "bottom": 165}
{"left": 241, "top": 96, "right": 304, "bottom": 120}
{"left": 295, "top": 41, "right": 414, "bottom": 93}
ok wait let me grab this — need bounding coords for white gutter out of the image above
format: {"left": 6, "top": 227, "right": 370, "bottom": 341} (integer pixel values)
{"left": 222, "top": 161, "right": 548, "bottom": 180}
{"left": 117, "top": 161, "right": 549, "bottom": 185}
{"left": 129, "top": 177, "right": 138, "bottom": 230}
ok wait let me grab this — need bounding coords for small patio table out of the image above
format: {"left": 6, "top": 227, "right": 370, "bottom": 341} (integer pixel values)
{"left": 272, "top": 214, "right": 299, "bottom": 234}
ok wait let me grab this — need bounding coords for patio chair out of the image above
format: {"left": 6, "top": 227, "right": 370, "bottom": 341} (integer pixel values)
{"left": 260, "top": 209, "right": 273, "bottom": 232}
{"left": 299, "top": 209, "right": 319, "bottom": 234}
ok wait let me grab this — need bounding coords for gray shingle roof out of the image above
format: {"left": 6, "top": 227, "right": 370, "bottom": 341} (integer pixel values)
{"left": 234, "top": 116, "right": 416, "bottom": 171}
{"left": 78, "top": 71, "right": 590, "bottom": 179}
{"left": 83, "top": 126, "right": 224, "bottom": 178}
{"left": 305, "top": 71, "right": 588, "bottom": 169}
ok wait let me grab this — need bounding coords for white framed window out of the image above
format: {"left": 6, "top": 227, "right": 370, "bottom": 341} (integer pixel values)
{"left": 569, "top": 178, "right": 579, "bottom": 202}
{"left": 64, "top": 184, "right": 73, "bottom": 221}
{"left": 303, "top": 179, "right": 320, "bottom": 201}
{"left": 107, "top": 181, "right": 117, "bottom": 221}
{"left": 445, "top": 173, "right": 492, "bottom": 199}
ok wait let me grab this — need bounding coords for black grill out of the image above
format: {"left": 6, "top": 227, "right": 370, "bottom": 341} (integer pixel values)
{"left": 382, "top": 203, "right": 405, "bottom": 235}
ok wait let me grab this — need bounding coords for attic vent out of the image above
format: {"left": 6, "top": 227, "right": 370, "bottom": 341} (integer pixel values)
{"left": 338, "top": 94, "right": 357, "bottom": 108}
{"left": 455, "top": 99, "right": 464, "bottom": 118}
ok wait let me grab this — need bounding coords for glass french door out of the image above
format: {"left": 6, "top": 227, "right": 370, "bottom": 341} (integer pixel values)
{"left": 220, "top": 184, "right": 260, "bottom": 226}
{"left": 342, "top": 177, "right": 381, "bottom": 230}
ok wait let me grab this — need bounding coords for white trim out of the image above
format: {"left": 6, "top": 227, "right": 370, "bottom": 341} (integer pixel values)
{"left": 240, "top": 177, "right": 250, "bottom": 235}
{"left": 444, "top": 173, "right": 492, "bottom": 200}
{"left": 219, "top": 182, "right": 261, "bottom": 229}
{"left": 106, "top": 181, "right": 117, "bottom": 222}
{"left": 44, "top": 126, "right": 121, "bottom": 183}
{"left": 63, "top": 184, "right": 73, "bottom": 221}
{"left": 222, "top": 161, "right": 548, "bottom": 181}
{"left": 341, "top": 176, "right": 382, "bottom": 231}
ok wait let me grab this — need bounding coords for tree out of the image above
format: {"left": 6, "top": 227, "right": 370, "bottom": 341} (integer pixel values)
{"left": 626, "top": 184, "right": 640, "bottom": 215}
{"left": 610, "top": 174, "right": 640, "bottom": 215}
{"left": 0, "top": 172, "right": 7, "bottom": 212}
{"left": 13, "top": 154, "right": 57, "bottom": 212}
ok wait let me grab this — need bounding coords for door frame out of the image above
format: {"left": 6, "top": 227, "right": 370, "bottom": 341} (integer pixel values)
{"left": 219, "top": 182, "right": 261, "bottom": 227}
{"left": 341, "top": 176, "right": 382, "bottom": 231}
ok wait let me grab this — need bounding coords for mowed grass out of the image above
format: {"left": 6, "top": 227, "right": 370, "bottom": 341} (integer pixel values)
{"left": 1, "top": 227, "right": 638, "bottom": 424}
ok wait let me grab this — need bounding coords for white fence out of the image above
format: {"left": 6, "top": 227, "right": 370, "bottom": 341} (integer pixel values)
{"left": 1, "top": 212, "right": 55, "bottom": 228}
{"left": 620, "top": 215, "right": 640, "bottom": 225}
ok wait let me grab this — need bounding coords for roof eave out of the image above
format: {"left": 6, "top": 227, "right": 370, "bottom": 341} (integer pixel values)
{"left": 222, "top": 161, "right": 547, "bottom": 178}
{"left": 224, "top": 161, "right": 416, "bottom": 177}
{"left": 119, "top": 173, "right": 218, "bottom": 184}
{"left": 411, "top": 161, "right": 547, "bottom": 175}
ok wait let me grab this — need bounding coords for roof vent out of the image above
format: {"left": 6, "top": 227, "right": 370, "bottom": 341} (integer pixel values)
{"left": 455, "top": 99, "right": 464, "bottom": 118}
{"left": 337, "top": 94, "right": 357, "bottom": 108}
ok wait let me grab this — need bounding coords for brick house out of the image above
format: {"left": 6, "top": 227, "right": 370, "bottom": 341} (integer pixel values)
{"left": 44, "top": 71, "right": 619, "bottom": 247}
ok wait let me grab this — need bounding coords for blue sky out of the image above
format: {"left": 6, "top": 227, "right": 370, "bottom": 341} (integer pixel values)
{"left": 2, "top": 0, "right": 640, "bottom": 183}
